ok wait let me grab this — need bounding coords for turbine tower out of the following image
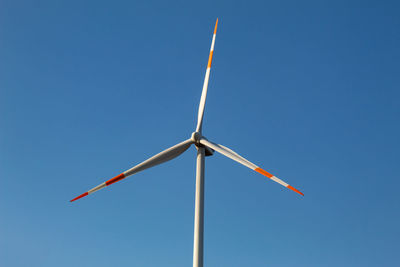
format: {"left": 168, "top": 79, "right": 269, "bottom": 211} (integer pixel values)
{"left": 70, "top": 19, "right": 303, "bottom": 267}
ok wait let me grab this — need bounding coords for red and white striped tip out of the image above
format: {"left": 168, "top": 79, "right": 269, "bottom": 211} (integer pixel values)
{"left": 70, "top": 139, "right": 193, "bottom": 202}
{"left": 199, "top": 138, "right": 304, "bottom": 196}
{"left": 196, "top": 18, "right": 218, "bottom": 133}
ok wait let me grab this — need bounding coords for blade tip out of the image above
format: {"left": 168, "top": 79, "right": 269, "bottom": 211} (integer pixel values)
{"left": 288, "top": 185, "right": 304, "bottom": 196}
{"left": 214, "top": 18, "right": 218, "bottom": 34}
{"left": 70, "top": 192, "right": 88, "bottom": 202}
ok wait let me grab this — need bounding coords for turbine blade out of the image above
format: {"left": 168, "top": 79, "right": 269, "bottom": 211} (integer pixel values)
{"left": 199, "top": 138, "right": 303, "bottom": 196}
{"left": 70, "top": 139, "right": 193, "bottom": 202}
{"left": 196, "top": 18, "right": 218, "bottom": 133}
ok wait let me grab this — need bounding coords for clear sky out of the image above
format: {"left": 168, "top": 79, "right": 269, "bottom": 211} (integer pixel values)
{"left": 1, "top": 0, "right": 399, "bottom": 266}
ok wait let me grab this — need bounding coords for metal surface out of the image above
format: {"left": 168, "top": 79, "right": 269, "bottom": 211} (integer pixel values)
{"left": 193, "top": 146, "right": 205, "bottom": 267}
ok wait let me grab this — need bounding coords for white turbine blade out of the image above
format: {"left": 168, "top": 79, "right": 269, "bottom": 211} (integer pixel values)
{"left": 199, "top": 138, "right": 304, "bottom": 196}
{"left": 70, "top": 139, "right": 193, "bottom": 202}
{"left": 196, "top": 19, "right": 218, "bottom": 133}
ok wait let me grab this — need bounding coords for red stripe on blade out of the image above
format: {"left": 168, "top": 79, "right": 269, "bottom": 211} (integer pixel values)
{"left": 207, "top": 51, "right": 214, "bottom": 68}
{"left": 287, "top": 185, "right": 304, "bottom": 196}
{"left": 105, "top": 173, "right": 126, "bottom": 186}
{"left": 70, "top": 192, "right": 88, "bottom": 202}
{"left": 254, "top": 167, "right": 273, "bottom": 178}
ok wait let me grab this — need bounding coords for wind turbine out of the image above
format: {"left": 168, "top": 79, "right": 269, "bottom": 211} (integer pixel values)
{"left": 70, "top": 19, "right": 303, "bottom": 267}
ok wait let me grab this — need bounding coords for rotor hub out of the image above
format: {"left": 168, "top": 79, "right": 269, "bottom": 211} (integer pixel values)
{"left": 191, "top": 132, "right": 202, "bottom": 144}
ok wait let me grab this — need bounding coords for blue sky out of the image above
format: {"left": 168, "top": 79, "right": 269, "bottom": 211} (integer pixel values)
{"left": 1, "top": 0, "right": 399, "bottom": 266}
